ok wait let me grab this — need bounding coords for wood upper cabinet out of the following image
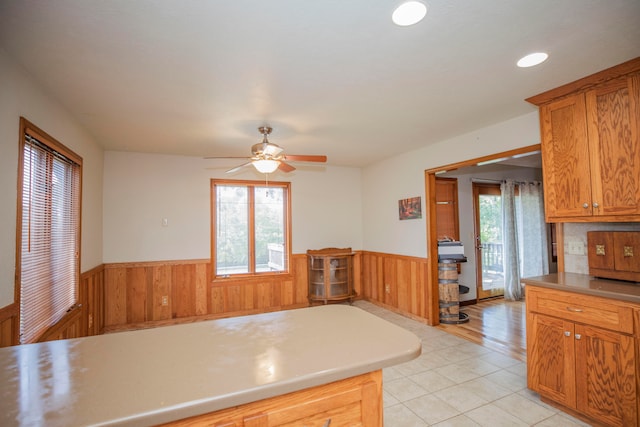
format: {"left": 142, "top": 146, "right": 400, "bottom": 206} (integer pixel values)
{"left": 526, "top": 286, "right": 638, "bottom": 426}
{"left": 528, "top": 57, "right": 640, "bottom": 222}
{"left": 586, "top": 76, "right": 640, "bottom": 218}
{"left": 539, "top": 93, "right": 593, "bottom": 218}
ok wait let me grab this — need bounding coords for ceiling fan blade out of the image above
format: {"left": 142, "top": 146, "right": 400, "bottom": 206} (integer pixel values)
{"left": 282, "top": 154, "right": 327, "bottom": 163}
{"left": 264, "top": 144, "right": 284, "bottom": 157}
{"left": 204, "top": 156, "right": 250, "bottom": 159}
{"left": 226, "top": 161, "right": 253, "bottom": 173}
{"left": 278, "top": 161, "right": 296, "bottom": 172}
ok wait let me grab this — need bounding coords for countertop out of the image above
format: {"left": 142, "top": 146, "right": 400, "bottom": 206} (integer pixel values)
{"left": 522, "top": 272, "right": 640, "bottom": 303}
{"left": 0, "top": 304, "right": 421, "bottom": 427}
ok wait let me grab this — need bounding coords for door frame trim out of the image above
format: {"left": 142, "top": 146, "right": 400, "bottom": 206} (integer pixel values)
{"left": 424, "top": 144, "right": 542, "bottom": 326}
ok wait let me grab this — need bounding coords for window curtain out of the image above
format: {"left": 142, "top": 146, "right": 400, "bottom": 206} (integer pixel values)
{"left": 501, "top": 180, "right": 548, "bottom": 301}
{"left": 501, "top": 180, "right": 520, "bottom": 300}
{"left": 518, "top": 182, "right": 549, "bottom": 280}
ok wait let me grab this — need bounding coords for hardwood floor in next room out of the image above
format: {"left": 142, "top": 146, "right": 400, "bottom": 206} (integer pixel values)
{"left": 437, "top": 298, "right": 526, "bottom": 362}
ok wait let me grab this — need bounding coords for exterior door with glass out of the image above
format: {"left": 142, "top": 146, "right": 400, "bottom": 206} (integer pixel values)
{"left": 473, "top": 183, "right": 504, "bottom": 300}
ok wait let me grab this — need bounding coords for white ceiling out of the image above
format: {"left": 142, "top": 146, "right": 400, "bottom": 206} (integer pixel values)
{"left": 1, "top": 1, "right": 639, "bottom": 168}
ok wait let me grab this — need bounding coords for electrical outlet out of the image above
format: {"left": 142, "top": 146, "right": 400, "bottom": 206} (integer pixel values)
{"left": 568, "top": 241, "right": 585, "bottom": 255}
{"left": 161, "top": 295, "right": 169, "bottom": 306}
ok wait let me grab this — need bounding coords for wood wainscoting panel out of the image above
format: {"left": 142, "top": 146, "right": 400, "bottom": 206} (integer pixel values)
{"left": 172, "top": 263, "right": 200, "bottom": 319}
{"left": 104, "top": 255, "right": 310, "bottom": 330}
{"left": 80, "top": 264, "right": 105, "bottom": 337}
{"left": 0, "top": 264, "right": 104, "bottom": 347}
{"left": 37, "top": 306, "right": 83, "bottom": 342}
{"left": 152, "top": 265, "right": 172, "bottom": 321}
{"left": 128, "top": 267, "right": 148, "bottom": 323}
{"left": 105, "top": 265, "right": 127, "bottom": 326}
{"left": 361, "top": 251, "right": 431, "bottom": 323}
{"left": 0, "top": 303, "right": 18, "bottom": 347}
{"left": 39, "top": 265, "right": 106, "bottom": 342}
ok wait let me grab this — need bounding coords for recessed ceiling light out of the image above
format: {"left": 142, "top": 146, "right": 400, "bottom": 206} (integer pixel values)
{"left": 392, "top": 1, "right": 427, "bottom": 26}
{"left": 517, "top": 52, "right": 549, "bottom": 68}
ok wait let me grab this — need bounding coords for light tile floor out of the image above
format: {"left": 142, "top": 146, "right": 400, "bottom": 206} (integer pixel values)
{"left": 353, "top": 300, "right": 590, "bottom": 427}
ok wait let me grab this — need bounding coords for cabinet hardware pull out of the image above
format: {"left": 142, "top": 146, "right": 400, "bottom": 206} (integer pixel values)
{"left": 575, "top": 334, "right": 582, "bottom": 340}
{"left": 592, "top": 202, "right": 599, "bottom": 208}
{"left": 596, "top": 244, "right": 605, "bottom": 256}
{"left": 624, "top": 246, "right": 634, "bottom": 257}
{"left": 582, "top": 203, "right": 589, "bottom": 209}
{"left": 323, "top": 419, "right": 332, "bottom": 427}
{"left": 566, "top": 307, "right": 583, "bottom": 312}
{"left": 564, "top": 331, "right": 571, "bottom": 337}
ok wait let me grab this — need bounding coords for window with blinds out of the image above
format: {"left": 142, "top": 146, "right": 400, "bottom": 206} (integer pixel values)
{"left": 17, "top": 118, "right": 82, "bottom": 344}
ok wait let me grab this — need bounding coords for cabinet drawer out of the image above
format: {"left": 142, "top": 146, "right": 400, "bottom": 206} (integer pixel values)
{"left": 527, "top": 287, "right": 634, "bottom": 334}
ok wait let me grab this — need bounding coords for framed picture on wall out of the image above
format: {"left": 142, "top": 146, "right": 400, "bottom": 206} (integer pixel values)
{"left": 398, "top": 196, "right": 422, "bottom": 220}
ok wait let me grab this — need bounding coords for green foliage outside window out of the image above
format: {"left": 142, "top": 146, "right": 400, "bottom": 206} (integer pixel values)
{"left": 479, "top": 194, "right": 502, "bottom": 244}
{"left": 215, "top": 183, "right": 286, "bottom": 275}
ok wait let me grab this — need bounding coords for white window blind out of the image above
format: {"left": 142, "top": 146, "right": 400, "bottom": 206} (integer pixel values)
{"left": 19, "top": 129, "right": 81, "bottom": 344}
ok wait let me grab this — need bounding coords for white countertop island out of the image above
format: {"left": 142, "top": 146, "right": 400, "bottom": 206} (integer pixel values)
{"left": 0, "top": 304, "right": 421, "bottom": 426}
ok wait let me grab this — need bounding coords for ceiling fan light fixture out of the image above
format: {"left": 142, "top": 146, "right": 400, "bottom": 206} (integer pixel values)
{"left": 392, "top": 1, "right": 427, "bottom": 26}
{"left": 253, "top": 159, "right": 279, "bottom": 174}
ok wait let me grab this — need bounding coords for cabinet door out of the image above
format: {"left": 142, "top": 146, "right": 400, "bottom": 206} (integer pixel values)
{"left": 586, "top": 75, "right": 640, "bottom": 216}
{"left": 574, "top": 324, "right": 637, "bottom": 427}
{"left": 540, "top": 94, "right": 593, "bottom": 219}
{"left": 243, "top": 380, "right": 379, "bottom": 426}
{"left": 308, "top": 257, "right": 326, "bottom": 299}
{"left": 614, "top": 232, "right": 640, "bottom": 274}
{"left": 329, "top": 257, "right": 350, "bottom": 297}
{"left": 527, "top": 313, "right": 576, "bottom": 408}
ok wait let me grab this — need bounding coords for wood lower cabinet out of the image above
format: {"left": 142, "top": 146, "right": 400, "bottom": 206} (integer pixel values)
{"left": 527, "top": 57, "right": 640, "bottom": 222}
{"left": 526, "top": 286, "right": 638, "bottom": 426}
{"left": 160, "top": 370, "right": 382, "bottom": 427}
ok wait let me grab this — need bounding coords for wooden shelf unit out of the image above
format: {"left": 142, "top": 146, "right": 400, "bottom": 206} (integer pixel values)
{"left": 307, "top": 248, "right": 355, "bottom": 305}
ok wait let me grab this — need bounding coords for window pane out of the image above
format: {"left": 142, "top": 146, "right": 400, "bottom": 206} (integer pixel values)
{"left": 255, "top": 186, "right": 285, "bottom": 272}
{"left": 216, "top": 185, "right": 248, "bottom": 275}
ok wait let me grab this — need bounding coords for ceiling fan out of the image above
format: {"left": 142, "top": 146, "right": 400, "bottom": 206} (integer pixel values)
{"left": 205, "top": 126, "right": 327, "bottom": 174}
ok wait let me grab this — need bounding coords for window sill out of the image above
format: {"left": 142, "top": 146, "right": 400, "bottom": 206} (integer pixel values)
{"left": 212, "top": 272, "right": 293, "bottom": 285}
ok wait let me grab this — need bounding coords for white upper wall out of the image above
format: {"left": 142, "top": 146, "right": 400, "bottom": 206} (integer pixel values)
{"left": 361, "top": 111, "right": 541, "bottom": 258}
{"left": 102, "top": 152, "right": 363, "bottom": 262}
{"left": 0, "top": 49, "right": 104, "bottom": 307}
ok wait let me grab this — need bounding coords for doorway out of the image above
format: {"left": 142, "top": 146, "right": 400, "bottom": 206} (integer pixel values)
{"left": 473, "top": 183, "right": 504, "bottom": 300}
{"left": 425, "top": 144, "right": 544, "bottom": 325}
